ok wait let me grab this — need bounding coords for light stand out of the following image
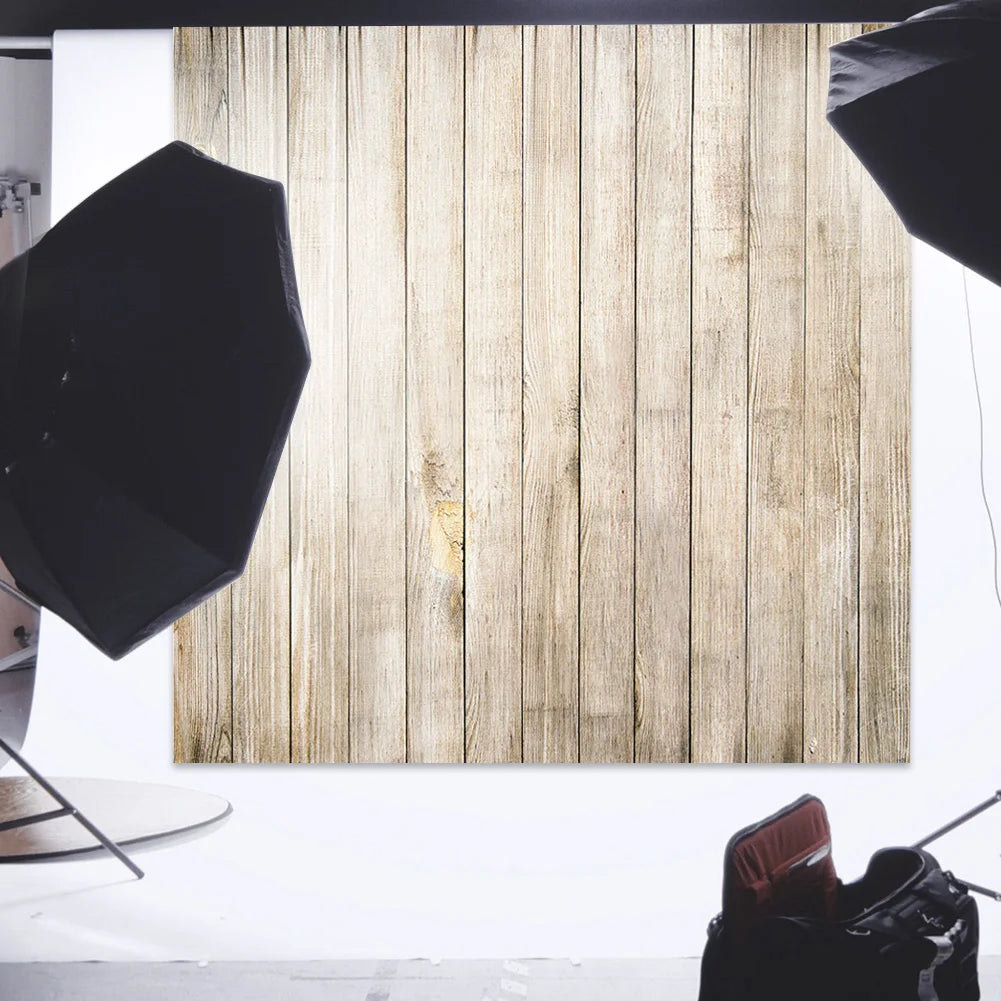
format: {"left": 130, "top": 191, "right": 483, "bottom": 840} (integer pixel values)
{"left": 912, "top": 790, "right": 1001, "bottom": 902}
{"left": 0, "top": 166, "right": 234, "bottom": 875}
{"left": 0, "top": 576, "right": 230, "bottom": 877}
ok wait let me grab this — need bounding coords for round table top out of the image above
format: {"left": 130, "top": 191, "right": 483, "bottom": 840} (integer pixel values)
{"left": 0, "top": 777, "right": 231, "bottom": 861}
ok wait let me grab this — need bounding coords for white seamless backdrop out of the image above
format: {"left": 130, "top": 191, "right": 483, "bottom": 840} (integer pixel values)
{"left": 0, "top": 28, "right": 999, "bottom": 963}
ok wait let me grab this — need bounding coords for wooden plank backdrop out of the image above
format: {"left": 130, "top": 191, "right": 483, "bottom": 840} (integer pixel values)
{"left": 173, "top": 23, "right": 910, "bottom": 764}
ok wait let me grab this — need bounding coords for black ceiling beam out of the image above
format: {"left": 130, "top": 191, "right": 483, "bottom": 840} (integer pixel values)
{"left": 0, "top": 0, "right": 929, "bottom": 35}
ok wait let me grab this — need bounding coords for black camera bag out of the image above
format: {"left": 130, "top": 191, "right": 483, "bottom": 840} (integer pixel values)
{"left": 698, "top": 796, "right": 980, "bottom": 1001}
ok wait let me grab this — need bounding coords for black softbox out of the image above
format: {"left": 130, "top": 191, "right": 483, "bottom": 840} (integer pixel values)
{"left": 827, "top": 0, "right": 1001, "bottom": 286}
{"left": 0, "top": 141, "right": 310, "bottom": 659}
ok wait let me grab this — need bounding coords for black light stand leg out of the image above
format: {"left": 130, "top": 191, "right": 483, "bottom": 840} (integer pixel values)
{"left": 912, "top": 791, "right": 1001, "bottom": 850}
{"left": 958, "top": 880, "right": 1001, "bottom": 903}
{"left": 911, "top": 790, "right": 1001, "bottom": 903}
{"left": 0, "top": 736, "right": 144, "bottom": 879}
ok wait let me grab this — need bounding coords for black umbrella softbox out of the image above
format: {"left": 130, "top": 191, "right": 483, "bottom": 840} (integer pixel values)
{"left": 0, "top": 141, "right": 310, "bottom": 659}
{"left": 827, "top": 0, "right": 1001, "bottom": 286}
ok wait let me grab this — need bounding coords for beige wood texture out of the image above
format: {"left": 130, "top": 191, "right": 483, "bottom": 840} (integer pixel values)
{"left": 579, "top": 25, "right": 636, "bottom": 763}
{"left": 804, "top": 23, "right": 861, "bottom": 763}
{"left": 634, "top": 25, "right": 692, "bottom": 764}
{"left": 227, "top": 27, "right": 291, "bottom": 764}
{"left": 405, "top": 27, "right": 465, "bottom": 763}
{"left": 690, "top": 25, "right": 750, "bottom": 764}
{"left": 747, "top": 24, "right": 806, "bottom": 763}
{"left": 174, "top": 24, "right": 911, "bottom": 764}
{"left": 347, "top": 27, "right": 408, "bottom": 763}
{"left": 173, "top": 27, "right": 232, "bottom": 764}
{"left": 522, "top": 25, "right": 581, "bottom": 763}
{"left": 288, "top": 27, "right": 349, "bottom": 763}
{"left": 464, "top": 25, "right": 524, "bottom": 763}
{"left": 859, "top": 30, "right": 910, "bottom": 763}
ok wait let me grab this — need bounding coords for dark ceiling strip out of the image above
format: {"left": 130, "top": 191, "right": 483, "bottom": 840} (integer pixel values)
{"left": 2, "top": 0, "right": 925, "bottom": 34}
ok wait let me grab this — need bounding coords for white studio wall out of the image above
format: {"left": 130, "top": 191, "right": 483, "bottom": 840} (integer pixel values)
{"left": 0, "top": 28, "right": 998, "bottom": 963}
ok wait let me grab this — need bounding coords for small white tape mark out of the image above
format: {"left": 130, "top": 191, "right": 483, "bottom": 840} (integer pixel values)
{"left": 500, "top": 978, "right": 528, "bottom": 996}
{"left": 503, "top": 961, "right": 529, "bottom": 977}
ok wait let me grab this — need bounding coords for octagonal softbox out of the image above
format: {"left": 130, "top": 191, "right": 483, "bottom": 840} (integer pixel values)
{"left": 0, "top": 141, "right": 310, "bottom": 659}
{"left": 828, "top": 0, "right": 1001, "bottom": 287}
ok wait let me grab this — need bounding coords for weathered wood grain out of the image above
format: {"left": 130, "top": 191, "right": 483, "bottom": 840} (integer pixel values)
{"left": 859, "top": 129, "right": 911, "bottom": 765}
{"left": 173, "top": 27, "right": 233, "bottom": 764}
{"left": 634, "top": 24, "right": 692, "bottom": 764}
{"left": 579, "top": 25, "right": 636, "bottom": 764}
{"left": 804, "top": 23, "right": 861, "bottom": 763}
{"left": 172, "top": 27, "right": 228, "bottom": 162}
{"left": 347, "top": 26, "right": 407, "bottom": 763}
{"left": 406, "top": 26, "right": 465, "bottom": 763}
{"left": 227, "top": 27, "right": 291, "bottom": 764}
{"left": 522, "top": 25, "right": 581, "bottom": 763}
{"left": 464, "top": 25, "right": 524, "bottom": 763}
{"left": 173, "top": 22, "right": 910, "bottom": 765}
{"left": 173, "top": 585, "right": 232, "bottom": 764}
{"left": 690, "top": 24, "right": 750, "bottom": 764}
{"left": 747, "top": 24, "right": 806, "bottom": 763}
{"left": 288, "top": 27, "right": 349, "bottom": 763}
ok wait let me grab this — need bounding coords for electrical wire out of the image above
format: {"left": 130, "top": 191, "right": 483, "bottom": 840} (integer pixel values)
{"left": 962, "top": 266, "right": 1001, "bottom": 614}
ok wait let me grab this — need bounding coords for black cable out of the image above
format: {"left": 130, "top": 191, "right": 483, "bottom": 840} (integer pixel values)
{"left": 962, "top": 266, "right": 1001, "bottom": 614}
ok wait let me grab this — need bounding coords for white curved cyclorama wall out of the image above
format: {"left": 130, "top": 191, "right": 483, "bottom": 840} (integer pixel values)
{"left": 1, "top": 27, "right": 998, "bottom": 963}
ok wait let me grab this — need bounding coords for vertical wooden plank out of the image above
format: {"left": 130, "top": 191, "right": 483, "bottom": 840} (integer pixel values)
{"left": 859, "top": 36, "right": 910, "bottom": 764}
{"left": 690, "top": 25, "right": 749, "bottom": 764}
{"left": 173, "top": 27, "right": 229, "bottom": 162}
{"left": 227, "top": 27, "right": 291, "bottom": 764}
{"left": 579, "top": 25, "right": 635, "bottom": 763}
{"left": 746, "top": 24, "right": 806, "bottom": 763}
{"left": 173, "top": 28, "right": 233, "bottom": 764}
{"left": 634, "top": 25, "right": 692, "bottom": 763}
{"left": 522, "top": 25, "right": 580, "bottom": 763}
{"left": 804, "top": 23, "right": 861, "bottom": 763}
{"left": 288, "top": 27, "right": 349, "bottom": 763}
{"left": 464, "top": 25, "right": 524, "bottom": 763}
{"left": 406, "top": 27, "right": 465, "bottom": 763}
{"left": 347, "top": 27, "right": 407, "bottom": 762}
{"left": 173, "top": 586, "right": 233, "bottom": 760}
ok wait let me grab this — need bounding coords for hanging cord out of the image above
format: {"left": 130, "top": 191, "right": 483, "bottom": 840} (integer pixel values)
{"left": 962, "top": 266, "right": 1001, "bottom": 614}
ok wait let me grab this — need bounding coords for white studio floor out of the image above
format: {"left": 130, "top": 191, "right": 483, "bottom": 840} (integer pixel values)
{"left": 2, "top": 958, "right": 1001, "bottom": 1001}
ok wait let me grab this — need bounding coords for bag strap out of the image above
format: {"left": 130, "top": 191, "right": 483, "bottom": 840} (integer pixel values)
{"left": 916, "top": 918, "right": 966, "bottom": 1001}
